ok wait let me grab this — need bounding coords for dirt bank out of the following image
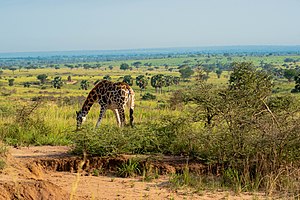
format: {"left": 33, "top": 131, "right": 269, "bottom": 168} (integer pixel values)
{"left": 0, "top": 146, "right": 265, "bottom": 200}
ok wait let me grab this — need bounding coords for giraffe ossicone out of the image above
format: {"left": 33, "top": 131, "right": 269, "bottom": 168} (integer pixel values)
{"left": 76, "top": 80, "right": 135, "bottom": 129}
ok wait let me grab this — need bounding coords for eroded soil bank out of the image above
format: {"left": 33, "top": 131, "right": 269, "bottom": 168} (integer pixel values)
{"left": 0, "top": 146, "right": 265, "bottom": 200}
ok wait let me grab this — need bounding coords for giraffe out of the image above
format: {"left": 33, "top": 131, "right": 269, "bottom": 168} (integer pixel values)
{"left": 76, "top": 80, "right": 134, "bottom": 129}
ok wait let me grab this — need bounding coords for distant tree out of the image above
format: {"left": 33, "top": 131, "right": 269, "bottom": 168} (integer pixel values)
{"left": 291, "top": 73, "right": 300, "bottom": 93}
{"left": 23, "top": 82, "right": 31, "bottom": 88}
{"left": 120, "top": 63, "right": 130, "bottom": 70}
{"left": 215, "top": 69, "right": 223, "bottom": 79}
{"left": 103, "top": 75, "right": 111, "bottom": 80}
{"left": 8, "top": 79, "right": 14, "bottom": 86}
{"left": 179, "top": 66, "right": 194, "bottom": 80}
{"left": 151, "top": 74, "right": 165, "bottom": 93}
{"left": 9, "top": 67, "right": 17, "bottom": 74}
{"left": 173, "top": 76, "right": 180, "bottom": 85}
{"left": 109, "top": 65, "right": 113, "bottom": 70}
{"left": 136, "top": 75, "right": 148, "bottom": 92}
{"left": 144, "top": 62, "right": 152, "bottom": 67}
{"left": 132, "top": 61, "right": 142, "bottom": 68}
{"left": 80, "top": 80, "right": 89, "bottom": 90}
{"left": 164, "top": 75, "right": 174, "bottom": 91}
{"left": 122, "top": 75, "right": 134, "bottom": 86}
{"left": 283, "top": 69, "right": 297, "bottom": 82}
{"left": 37, "top": 74, "right": 48, "bottom": 84}
{"left": 284, "top": 58, "right": 295, "bottom": 63}
{"left": 195, "top": 68, "right": 208, "bottom": 82}
{"left": 52, "top": 76, "right": 63, "bottom": 89}
{"left": 83, "top": 64, "right": 91, "bottom": 69}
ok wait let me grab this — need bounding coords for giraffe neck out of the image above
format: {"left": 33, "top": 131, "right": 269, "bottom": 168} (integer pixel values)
{"left": 80, "top": 89, "right": 98, "bottom": 116}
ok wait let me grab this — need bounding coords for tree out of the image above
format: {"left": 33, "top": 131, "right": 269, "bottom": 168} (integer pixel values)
{"left": 23, "top": 82, "right": 31, "bottom": 88}
{"left": 173, "top": 76, "right": 180, "bottom": 85}
{"left": 136, "top": 75, "right": 148, "bottom": 92}
{"left": 120, "top": 63, "right": 130, "bottom": 71}
{"left": 179, "top": 66, "right": 194, "bottom": 80}
{"left": 215, "top": 69, "right": 223, "bottom": 78}
{"left": 9, "top": 67, "right": 17, "bottom": 74}
{"left": 132, "top": 61, "right": 142, "bottom": 68}
{"left": 103, "top": 75, "right": 111, "bottom": 80}
{"left": 229, "top": 62, "right": 272, "bottom": 101}
{"left": 8, "top": 79, "right": 14, "bottom": 86}
{"left": 151, "top": 74, "right": 165, "bottom": 93}
{"left": 52, "top": 76, "right": 63, "bottom": 89}
{"left": 164, "top": 75, "right": 174, "bottom": 91}
{"left": 80, "top": 80, "right": 89, "bottom": 90}
{"left": 122, "top": 75, "right": 134, "bottom": 86}
{"left": 37, "top": 74, "right": 48, "bottom": 84}
{"left": 283, "top": 69, "right": 297, "bottom": 82}
{"left": 291, "top": 73, "right": 300, "bottom": 93}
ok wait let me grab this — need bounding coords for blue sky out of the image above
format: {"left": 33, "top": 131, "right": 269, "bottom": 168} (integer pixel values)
{"left": 0, "top": 0, "right": 299, "bottom": 53}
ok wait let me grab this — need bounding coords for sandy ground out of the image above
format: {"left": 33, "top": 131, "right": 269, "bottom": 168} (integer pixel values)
{"left": 0, "top": 146, "right": 267, "bottom": 200}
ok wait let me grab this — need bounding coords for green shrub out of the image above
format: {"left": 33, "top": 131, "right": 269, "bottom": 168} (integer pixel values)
{"left": 141, "top": 93, "right": 156, "bottom": 100}
{"left": 117, "top": 159, "right": 141, "bottom": 177}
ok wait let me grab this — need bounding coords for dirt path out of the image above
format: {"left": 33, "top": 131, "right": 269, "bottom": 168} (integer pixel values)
{"left": 0, "top": 146, "right": 265, "bottom": 200}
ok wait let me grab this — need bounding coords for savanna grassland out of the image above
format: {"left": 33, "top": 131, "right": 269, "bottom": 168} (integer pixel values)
{"left": 1, "top": 52, "right": 300, "bottom": 199}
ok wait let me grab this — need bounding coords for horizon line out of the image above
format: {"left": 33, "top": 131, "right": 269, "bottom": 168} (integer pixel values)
{"left": 1, "top": 44, "right": 300, "bottom": 55}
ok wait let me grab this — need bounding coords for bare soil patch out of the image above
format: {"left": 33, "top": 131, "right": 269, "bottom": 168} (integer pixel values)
{"left": 0, "top": 146, "right": 266, "bottom": 200}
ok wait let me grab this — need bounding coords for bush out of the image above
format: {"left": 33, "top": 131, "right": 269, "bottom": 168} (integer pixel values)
{"left": 141, "top": 93, "right": 156, "bottom": 100}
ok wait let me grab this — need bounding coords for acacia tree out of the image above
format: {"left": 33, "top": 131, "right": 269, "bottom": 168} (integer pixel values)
{"left": 37, "top": 74, "right": 48, "bottom": 84}
{"left": 179, "top": 66, "right": 194, "bottom": 80}
{"left": 215, "top": 69, "right": 223, "bottom": 78}
{"left": 132, "top": 61, "right": 142, "bottom": 68}
{"left": 120, "top": 63, "right": 130, "bottom": 71}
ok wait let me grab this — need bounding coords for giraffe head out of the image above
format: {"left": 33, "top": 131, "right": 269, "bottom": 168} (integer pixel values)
{"left": 76, "top": 111, "right": 87, "bottom": 130}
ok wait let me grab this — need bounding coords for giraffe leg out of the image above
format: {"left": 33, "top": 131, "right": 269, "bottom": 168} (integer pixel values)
{"left": 95, "top": 106, "right": 107, "bottom": 128}
{"left": 129, "top": 108, "right": 134, "bottom": 127}
{"left": 113, "top": 109, "right": 121, "bottom": 127}
{"left": 118, "top": 106, "right": 126, "bottom": 127}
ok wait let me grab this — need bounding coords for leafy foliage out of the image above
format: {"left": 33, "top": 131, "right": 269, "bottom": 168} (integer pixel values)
{"left": 179, "top": 66, "right": 194, "bottom": 79}
{"left": 80, "top": 80, "right": 89, "bottom": 90}
{"left": 150, "top": 74, "right": 165, "bottom": 93}
{"left": 291, "top": 73, "right": 300, "bottom": 93}
{"left": 52, "top": 76, "right": 63, "bottom": 89}
{"left": 37, "top": 74, "right": 48, "bottom": 84}
{"left": 136, "top": 75, "right": 148, "bottom": 91}
{"left": 120, "top": 63, "right": 130, "bottom": 70}
{"left": 122, "top": 75, "right": 134, "bottom": 86}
